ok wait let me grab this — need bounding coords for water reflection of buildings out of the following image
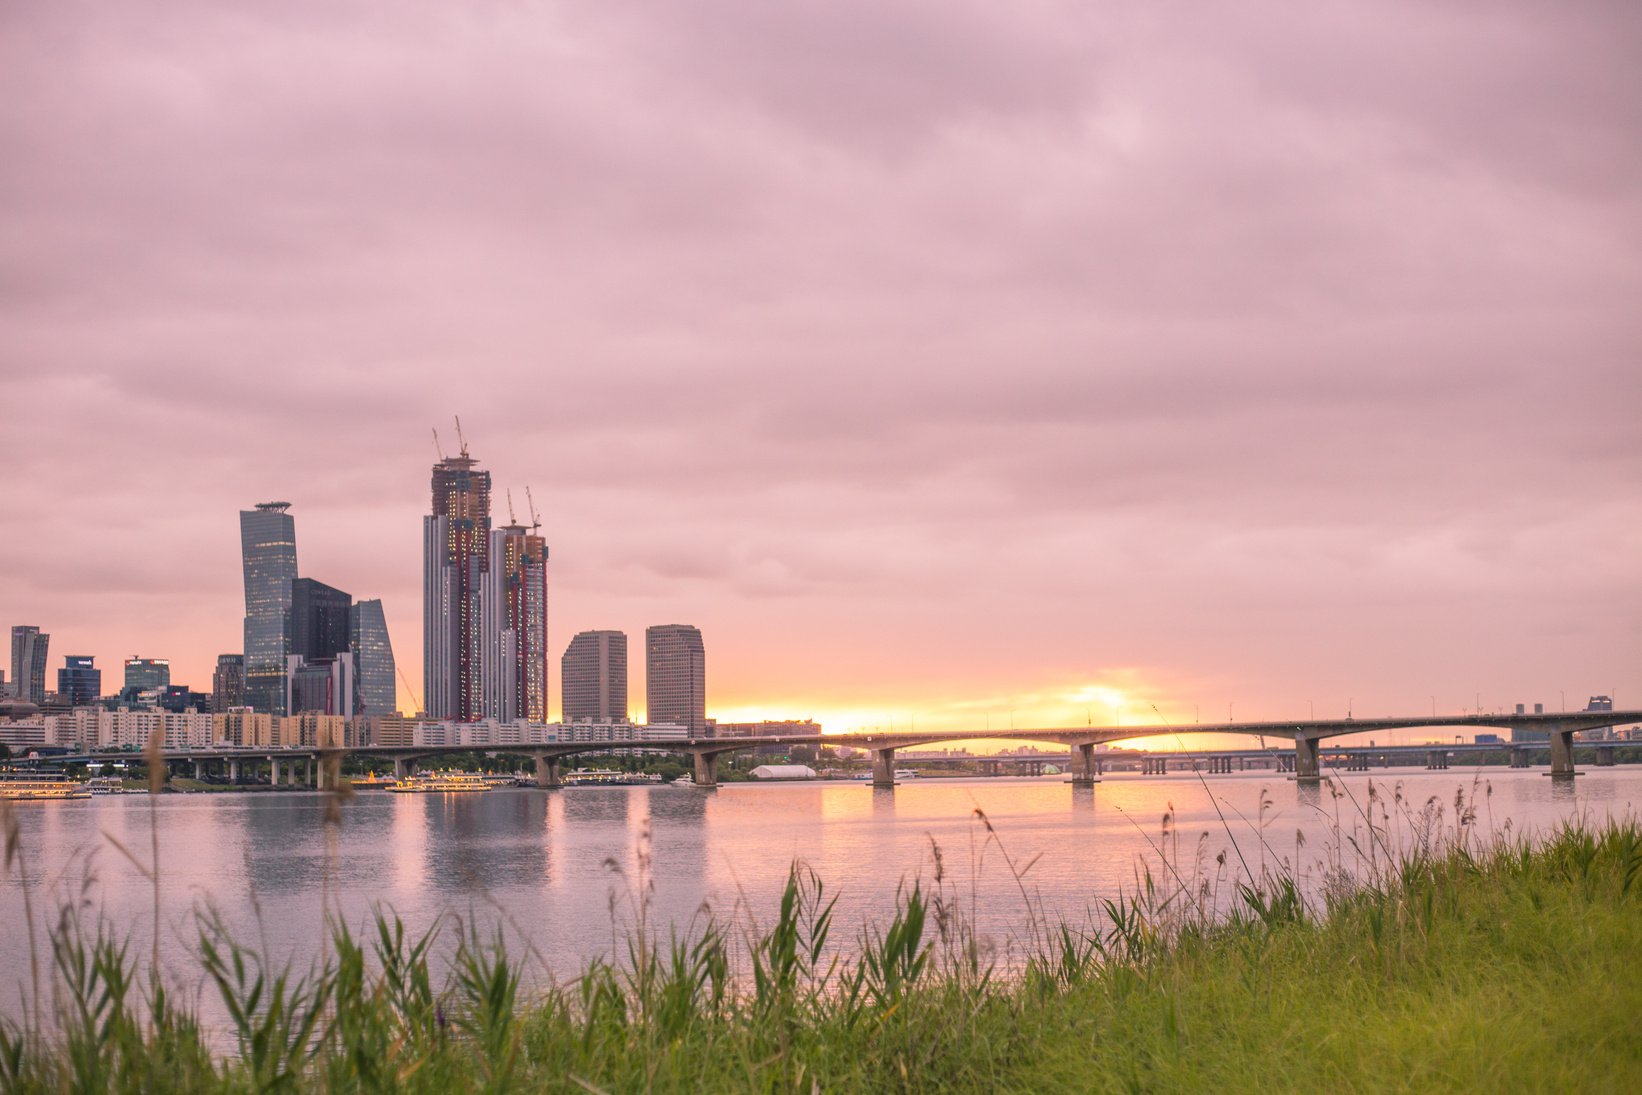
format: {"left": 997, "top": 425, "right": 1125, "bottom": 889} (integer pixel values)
{"left": 235, "top": 795, "right": 334, "bottom": 893}
{"left": 419, "top": 792, "right": 550, "bottom": 894}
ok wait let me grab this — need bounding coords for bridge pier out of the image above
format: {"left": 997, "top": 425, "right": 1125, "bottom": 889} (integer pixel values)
{"left": 1597, "top": 745, "right": 1616, "bottom": 767}
{"left": 1070, "top": 743, "right": 1101, "bottom": 786}
{"left": 1293, "top": 734, "right": 1321, "bottom": 783}
{"left": 1140, "top": 756, "right": 1167, "bottom": 775}
{"left": 1510, "top": 749, "right": 1529, "bottom": 769}
{"left": 693, "top": 751, "right": 721, "bottom": 788}
{"left": 1424, "top": 750, "right": 1449, "bottom": 770}
{"left": 1548, "top": 729, "right": 1579, "bottom": 777}
{"left": 534, "top": 755, "right": 563, "bottom": 789}
{"left": 871, "top": 748, "right": 897, "bottom": 788}
{"left": 191, "top": 760, "right": 203, "bottom": 781}
{"left": 227, "top": 759, "right": 240, "bottom": 784}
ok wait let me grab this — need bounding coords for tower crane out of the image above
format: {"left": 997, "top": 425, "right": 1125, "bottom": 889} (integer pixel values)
{"left": 525, "top": 486, "right": 541, "bottom": 533}
{"left": 432, "top": 428, "right": 446, "bottom": 461}
{"left": 454, "top": 415, "right": 469, "bottom": 457}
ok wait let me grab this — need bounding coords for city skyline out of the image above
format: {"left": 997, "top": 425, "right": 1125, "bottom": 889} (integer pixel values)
{"left": 1, "top": 2, "right": 1637, "bottom": 742}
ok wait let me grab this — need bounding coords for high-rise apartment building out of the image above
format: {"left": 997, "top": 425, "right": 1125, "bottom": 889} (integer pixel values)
{"left": 58, "top": 655, "right": 100, "bottom": 707}
{"left": 646, "top": 624, "right": 705, "bottom": 733}
{"left": 483, "top": 523, "right": 549, "bottom": 723}
{"left": 212, "top": 654, "right": 245, "bottom": 712}
{"left": 9, "top": 627, "right": 49, "bottom": 704}
{"left": 240, "top": 502, "right": 299, "bottom": 714}
{"left": 350, "top": 599, "right": 397, "bottom": 716}
{"left": 562, "top": 630, "right": 627, "bottom": 723}
{"left": 424, "top": 447, "right": 491, "bottom": 721}
{"left": 123, "top": 657, "right": 171, "bottom": 692}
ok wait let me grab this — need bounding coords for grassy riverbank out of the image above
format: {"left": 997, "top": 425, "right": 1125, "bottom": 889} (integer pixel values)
{"left": 2, "top": 805, "right": 1639, "bottom": 1092}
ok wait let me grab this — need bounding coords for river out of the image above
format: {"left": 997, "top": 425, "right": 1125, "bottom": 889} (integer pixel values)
{"left": 3, "top": 768, "right": 1638, "bottom": 1019}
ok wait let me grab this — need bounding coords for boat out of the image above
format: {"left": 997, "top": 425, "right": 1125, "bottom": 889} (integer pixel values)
{"left": 671, "top": 774, "right": 695, "bottom": 786}
{"left": 893, "top": 769, "right": 918, "bottom": 780}
{"left": 562, "top": 769, "right": 664, "bottom": 787}
{"left": 385, "top": 772, "right": 492, "bottom": 794}
{"left": 0, "top": 772, "right": 93, "bottom": 801}
{"left": 84, "top": 776, "right": 127, "bottom": 795}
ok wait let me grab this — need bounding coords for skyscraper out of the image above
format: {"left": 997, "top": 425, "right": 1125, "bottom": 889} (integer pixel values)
{"left": 424, "top": 446, "right": 491, "bottom": 721}
{"left": 291, "top": 578, "right": 352, "bottom": 661}
{"left": 123, "top": 657, "right": 171, "bottom": 692}
{"left": 350, "top": 599, "right": 397, "bottom": 716}
{"left": 562, "top": 630, "right": 627, "bottom": 723}
{"left": 240, "top": 502, "right": 299, "bottom": 714}
{"left": 9, "top": 627, "right": 49, "bottom": 704}
{"left": 482, "top": 522, "right": 549, "bottom": 723}
{"left": 212, "top": 654, "right": 245, "bottom": 712}
{"left": 58, "top": 655, "right": 100, "bottom": 707}
{"left": 646, "top": 624, "right": 705, "bottom": 732}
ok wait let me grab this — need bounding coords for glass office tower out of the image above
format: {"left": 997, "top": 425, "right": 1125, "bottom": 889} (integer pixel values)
{"left": 9, "top": 626, "right": 49, "bottom": 704}
{"left": 350, "top": 599, "right": 398, "bottom": 716}
{"left": 239, "top": 502, "right": 299, "bottom": 715}
{"left": 58, "top": 655, "right": 100, "bottom": 707}
{"left": 291, "top": 578, "right": 352, "bottom": 661}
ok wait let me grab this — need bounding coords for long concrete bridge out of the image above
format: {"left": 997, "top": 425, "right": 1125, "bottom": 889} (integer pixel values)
{"left": 58, "top": 709, "right": 1641, "bottom": 789}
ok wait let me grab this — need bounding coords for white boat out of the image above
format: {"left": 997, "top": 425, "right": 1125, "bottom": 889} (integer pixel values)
{"left": 84, "top": 776, "right": 126, "bottom": 795}
{"left": 893, "top": 769, "right": 918, "bottom": 779}
{"left": 671, "top": 774, "right": 695, "bottom": 786}
{"left": 385, "top": 772, "right": 492, "bottom": 794}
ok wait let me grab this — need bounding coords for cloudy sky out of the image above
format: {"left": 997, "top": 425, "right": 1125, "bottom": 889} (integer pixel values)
{"left": 3, "top": 1, "right": 1638, "bottom": 740}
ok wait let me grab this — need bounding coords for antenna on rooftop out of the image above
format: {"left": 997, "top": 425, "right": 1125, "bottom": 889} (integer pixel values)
{"left": 454, "top": 415, "right": 469, "bottom": 457}
{"left": 432, "top": 428, "right": 446, "bottom": 461}
{"left": 525, "top": 486, "right": 541, "bottom": 532}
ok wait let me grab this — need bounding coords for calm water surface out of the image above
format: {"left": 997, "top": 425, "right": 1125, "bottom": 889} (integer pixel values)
{"left": 3, "top": 769, "right": 1638, "bottom": 1017}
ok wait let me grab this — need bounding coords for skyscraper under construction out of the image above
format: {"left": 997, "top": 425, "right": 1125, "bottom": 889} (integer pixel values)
{"left": 424, "top": 431, "right": 548, "bottom": 722}
{"left": 483, "top": 521, "right": 549, "bottom": 723}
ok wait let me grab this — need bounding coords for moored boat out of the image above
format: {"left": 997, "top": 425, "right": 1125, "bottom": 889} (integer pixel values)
{"left": 385, "top": 772, "right": 492, "bottom": 793}
{"left": 1, "top": 772, "right": 93, "bottom": 801}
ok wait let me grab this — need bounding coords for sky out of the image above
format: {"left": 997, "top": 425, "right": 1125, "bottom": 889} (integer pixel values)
{"left": 2, "top": 1, "right": 1639, "bottom": 746}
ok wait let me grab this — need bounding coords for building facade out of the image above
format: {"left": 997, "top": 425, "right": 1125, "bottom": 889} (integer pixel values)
{"left": 424, "top": 450, "right": 491, "bottom": 721}
{"left": 57, "top": 655, "right": 101, "bottom": 707}
{"left": 212, "top": 654, "right": 245, "bottom": 712}
{"left": 240, "top": 502, "right": 299, "bottom": 714}
{"left": 286, "top": 653, "right": 355, "bottom": 717}
{"left": 645, "top": 624, "right": 706, "bottom": 733}
{"left": 9, "top": 626, "right": 49, "bottom": 704}
{"left": 562, "top": 630, "right": 627, "bottom": 723}
{"left": 350, "top": 599, "right": 397, "bottom": 716}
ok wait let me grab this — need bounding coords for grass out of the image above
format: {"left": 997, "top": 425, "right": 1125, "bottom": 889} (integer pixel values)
{"left": 2, "top": 777, "right": 1640, "bottom": 1092}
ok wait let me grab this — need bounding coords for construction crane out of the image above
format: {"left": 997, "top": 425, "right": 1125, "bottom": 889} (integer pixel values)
{"left": 506, "top": 488, "right": 518, "bottom": 526}
{"left": 454, "top": 415, "right": 469, "bottom": 457}
{"left": 525, "top": 486, "right": 541, "bottom": 533}
{"left": 395, "top": 663, "right": 423, "bottom": 717}
{"left": 431, "top": 427, "right": 446, "bottom": 461}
